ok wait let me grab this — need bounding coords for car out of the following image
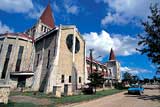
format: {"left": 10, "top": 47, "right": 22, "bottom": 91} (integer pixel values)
{"left": 82, "top": 83, "right": 95, "bottom": 94}
{"left": 128, "top": 84, "right": 144, "bottom": 95}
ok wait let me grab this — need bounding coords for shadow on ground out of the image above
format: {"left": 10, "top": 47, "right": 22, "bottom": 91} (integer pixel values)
{"left": 137, "top": 95, "right": 160, "bottom": 101}
{"left": 124, "top": 91, "right": 160, "bottom": 102}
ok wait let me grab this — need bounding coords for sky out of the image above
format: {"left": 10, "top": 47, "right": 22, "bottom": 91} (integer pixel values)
{"left": 0, "top": 0, "right": 160, "bottom": 79}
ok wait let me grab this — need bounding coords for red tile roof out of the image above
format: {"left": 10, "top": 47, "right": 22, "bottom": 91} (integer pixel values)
{"left": 0, "top": 33, "right": 34, "bottom": 42}
{"left": 109, "top": 48, "right": 116, "bottom": 60}
{"left": 40, "top": 3, "right": 55, "bottom": 28}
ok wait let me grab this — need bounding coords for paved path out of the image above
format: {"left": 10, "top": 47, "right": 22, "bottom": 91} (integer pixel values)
{"left": 66, "top": 89, "right": 160, "bottom": 107}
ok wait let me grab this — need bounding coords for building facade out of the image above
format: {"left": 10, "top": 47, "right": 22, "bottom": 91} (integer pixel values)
{"left": 86, "top": 48, "right": 121, "bottom": 85}
{"left": 106, "top": 48, "right": 121, "bottom": 82}
{"left": 0, "top": 33, "right": 34, "bottom": 89}
{"left": 0, "top": 3, "right": 86, "bottom": 95}
{"left": 86, "top": 57, "right": 108, "bottom": 77}
{"left": 0, "top": 3, "right": 121, "bottom": 95}
{"left": 31, "top": 25, "right": 86, "bottom": 94}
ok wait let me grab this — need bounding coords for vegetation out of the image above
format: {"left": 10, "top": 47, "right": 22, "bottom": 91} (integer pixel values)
{"left": 88, "top": 72, "right": 105, "bottom": 93}
{"left": 2, "top": 89, "right": 125, "bottom": 107}
{"left": 137, "top": 4, "right": 160, "bottom": 71}
{"left": 0, "top": 101, "right": 37, "bottom": 107}
{"left": 53, "top": 89, "right": 124, "bottom": 104}
{"left": 122, "top": 72, "right": 140, "bottom": 85}
{"left": 123, "top": 72, "right": 132, "bottom": 82}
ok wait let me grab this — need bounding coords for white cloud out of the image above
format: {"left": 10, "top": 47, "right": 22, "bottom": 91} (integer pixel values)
{"left": 64, "top": 0, "right": 79, "bottom": 15}
{"left": 65, "top": 5, "right": 79, "bottom": 14}
{"left": 101, "top": 12, "right": 128, "bottom": 25}
{"left": 0, "top": 0, "right": 44, "bottom": 19}
{"left": 28, "top": 4, "right": 44, "bottom": 19}
{"left": 53, "top": 2, "right": 60, "bottom": 12}
{"left": 0, "top": 21, "right": 14, "bottom": 33}
{"left": 100, "top": 0, "right": 160, "bottom": 25}
{"left": 83, "top": 30, "right": 138, "bottom": 58}
{"left": 0, "top": 0, "right": 33, "bottom": 13}
{"left": 121, "top": 66, "right": 153, "bottom": 79}
{"left": 120, "top": 67, "right": 147, "bottom": 75}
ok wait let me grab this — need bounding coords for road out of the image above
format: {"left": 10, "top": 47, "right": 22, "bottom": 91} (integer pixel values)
{"left": 66, "top": 86, "right": 160, "bottom": 107}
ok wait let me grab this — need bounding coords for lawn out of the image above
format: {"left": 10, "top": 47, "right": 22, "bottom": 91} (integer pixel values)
{"left": 1, "top": 89, "right": 125, "bottom": 107}
{"left": 0, "top": 102, "right": 38, "bottom": 107}
{"left": 53, "top": 89, "right": 125, "bottom": 104}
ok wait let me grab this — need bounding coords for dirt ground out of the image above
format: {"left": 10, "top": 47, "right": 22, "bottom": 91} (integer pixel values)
{"left": 9, "top": 85, "right": 160, "bottom": 107}
{"left": 66, "top": 86, "right": 160, "bottom": 107}
{"left": 9, "top": 95, "right": 51, "bottom": 106}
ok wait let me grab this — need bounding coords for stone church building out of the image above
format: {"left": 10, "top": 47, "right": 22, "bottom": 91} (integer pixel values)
{"left": 106, "top": 48, "right": 121, "bottom": 82}
{"left": 0, "top": 4, "right": 86, "bottom": 95}
{"left": 86, "top": 48, "right": 121, "bottom": 86}
{"left": 0, "top": 33, "right": 34, "bottom": 89}
{"left": 0, "top": 3, "right": 121, "bottom": 96}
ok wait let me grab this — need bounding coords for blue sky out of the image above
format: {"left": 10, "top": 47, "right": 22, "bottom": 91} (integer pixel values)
{"left": 0, "top": 0, "right": 159, "bottom": 79}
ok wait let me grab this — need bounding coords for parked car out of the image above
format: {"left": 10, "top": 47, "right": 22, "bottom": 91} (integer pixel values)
{"left": 128, "top": 84, "right": 144, "bottom": 95}
{"left": 82, "top": 83, "right": 95, "bottom": 94}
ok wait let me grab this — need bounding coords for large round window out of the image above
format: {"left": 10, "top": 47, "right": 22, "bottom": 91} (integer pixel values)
{"left": 66, "top": 34, "right": 80, "bottom": 53}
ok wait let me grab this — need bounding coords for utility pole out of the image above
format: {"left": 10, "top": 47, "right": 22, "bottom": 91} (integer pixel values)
{"left": 89, "top": 49, "right": 94, "bottom": 74}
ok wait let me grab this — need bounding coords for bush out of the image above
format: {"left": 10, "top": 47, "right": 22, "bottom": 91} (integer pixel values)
{"left": 114, "top": 82, "right": 124, "bottom": 89}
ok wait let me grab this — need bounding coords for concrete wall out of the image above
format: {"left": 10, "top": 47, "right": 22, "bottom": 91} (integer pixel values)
{"left": 0, "top": 85, "right": 10, "bottom": 104}
{"left": 32, "top": 25, "right": 86, "bottom": 94}
{"left": 58, "top": 26, "right": 85, "bottom": 91}
{"left": 9, "top": 77, "right": 18, "bottom": 89}
{"left": 26, "top": 20, "right": 53, "bottom": 39}
{"left": 58, "top": 27, "right": 74, "bottom": 91}
{"left": 107, "top": 60, "right": 121, "bottom": 81}
{"left": 0, "top": 34, "right": 34, "bottom": 88}
{"left": 0, "top": 35, "right": 33, "bottom": 75}
{"left": 26, "top": 76, "right": 33, "bottom": 87}
{"left": 32, "top": 30, "right": 58, "bottom": 92}
{"left": 74, "top": 30, "right": 86, "bottom": 88}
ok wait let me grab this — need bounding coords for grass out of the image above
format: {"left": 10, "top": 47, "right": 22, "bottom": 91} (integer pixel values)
{"left": 0, "top": 101, "right": 37, "bottom": 107}
{"left": 53, "top": 89, "right": 125, "bottom": 104}
{"left": 3, "top": 89, "right": 125, "bottom": 107}
{"left": 10, "top": 91, "right": 49, "bottom": 98}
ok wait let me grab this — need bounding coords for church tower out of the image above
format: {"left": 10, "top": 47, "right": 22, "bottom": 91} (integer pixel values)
{"left": 109, "top": 48, "right": 116, "bottom": 61}
{"left": 26, "top": 3, "right": 55, "bottom": 39}
{"left": 106, "top": 48, "right": 121, "bottom": 82}
{"left": 31, "top": 4, "right": 86, "bottom": 94}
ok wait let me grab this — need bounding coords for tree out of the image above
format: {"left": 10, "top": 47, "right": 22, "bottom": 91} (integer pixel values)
{"left": 123, "top": 72, "right": 132, "bottom": 82}
{"left": 88, "top": 72, "right": 105, "bottom": 93}
{"left": 132, "top": 75, "right": 140, "bottom": 84}
{"left": 123, "top": 72, "right": 140, "bottom": 84}
{"left": 137, "top": 4, "right": 160, "bottom": 70}
{"left": 122, "top": 72, "right": 133, "bottom": 85}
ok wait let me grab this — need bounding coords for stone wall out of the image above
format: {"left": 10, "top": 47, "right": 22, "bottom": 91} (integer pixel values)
{"left": 58, "top": 26, "right": 85, "bottom": 91}
{"left": 0, "top": 34, "right": 34, "bottom": 92}
{"left": 58, "top": 27, "right": 74, "bottom": 92}
{"left": 32, "top": 25, "right": 86, "bottom": 94}
{"left": 32, "top": 30, "right": 58, "bottom": 92}
{"left": 0, "top": 35, "right": 33, "bottom": 76}
{"left": 26, "top": 76, "right": 33, "bottom": 88}
{"left": 107, "top": 60, "right": 121, "bottom": 81}
{"left": 9, "top": 77, "right": 18, "bottom": 89}
{"left": 74, "top": 30, "right": 85, "bottom": 89}
{"left": 0, "top": 85, "right": 10, "bottom": 104}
